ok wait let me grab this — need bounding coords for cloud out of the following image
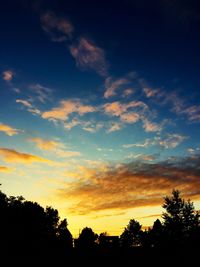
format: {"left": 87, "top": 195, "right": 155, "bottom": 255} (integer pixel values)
{"left": 0, "top": 123, "right": 19, "bottom": 136}
{"left": 41, "top": 11, "right": 74, "bottom": 42}
{"left": 55, "top": 150, "right": 81, "bottom": 158}
{"left": 104, "top": 77, "right": 131, "bottom": 98}
{"left": 0, "top": 166, "right": 12, "bottom": 173}
{"left": 2, "top": 70, "right": 14, "bottom": 82}
{"left": 123, "top": 139, "right": 152, "bottom": 148}
{"left": 64, "top": 118, "right": 103, "bottom": 133}
{"left": 122, "top": 88, "right": 134, "bottom": 97}
{"left": 28, "top": 137, "right": 81, "bottom": 158}
{"left": 143, "top": 87, "right": 159, "bottom": 98}
{"left": 104, "top": 101, "right": 148, "bottom": 128}
{"left": 28, "top": 137, "right": 62, "bottom": 151}
{"left": 142, "top": 119, "right": 162, "bottom": 132}
{"left": 16, "top": 99, "right": 32, "bottom": 108}
{"left": 70, "top": 37, "right": 108, "bottom": 76}
{"left": 82, "top": 122, "right": 103, "bottom": 133}
{"left": 29, "top": 84, "right": 53, "bottom": 103}
{"left": 64, "top": 119, "right": 81, "bottom": 130}
{"left": 107, "top": 122, "right": 122, "bottom": 133}
{"left": 157, "top": 133, "right": 187, "bottom": 149}
{"left": 126, "top": 153, "right": 157, "bottom": 161}
{"left": 0, "top": 148, "right": 53, "bottom": 164}
{"left": 57, "top": 156, "right": 200, "bottom": 214}
{"left": 16, "top": 99, "right": 41, "bottom": 116}
{"left": 104, "top": 101, "right": 147, "bottom": 117}
{"left": 120, "top": 112, "right": 140, "bottom": 123}
{"left": 182, "top": 105, "right": 200, "bottom": 122}
{"left": 42, "top": 99, "right": 96, "bottom": 122}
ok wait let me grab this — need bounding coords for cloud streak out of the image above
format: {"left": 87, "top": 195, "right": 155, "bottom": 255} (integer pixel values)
{"left": 0, "top": 123, "right": 19, "bottom": 136}
{"left": 57, "top": 156, "right": 200, "bottom": 214}
{"left": 16, "top": 99, "right": 41, "bottom": 115}
{"left": 28, "top": 137, "right": 81, "bottom": 158}
{"left": 0, "top": 148, "right": 53, "bottom": 164}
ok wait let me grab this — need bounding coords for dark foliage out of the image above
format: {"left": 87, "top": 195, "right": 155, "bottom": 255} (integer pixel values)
{"left": 0, "top": 187, "right": 200, "bottom": 265}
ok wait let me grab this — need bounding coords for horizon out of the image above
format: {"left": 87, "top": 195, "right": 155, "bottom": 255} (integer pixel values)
{"left": 0, "top": 0, "right": 200, "bottom": 237}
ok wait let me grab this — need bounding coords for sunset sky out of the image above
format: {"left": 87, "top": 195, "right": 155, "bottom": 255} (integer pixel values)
{"left": 0, "top": 0, "right": 200, "bottom": 236}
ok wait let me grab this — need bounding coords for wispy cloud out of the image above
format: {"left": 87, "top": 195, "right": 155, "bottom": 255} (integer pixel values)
{"left": 28, "top": 137, "right": 81, "bottom": 158}
{"left": 104, "top": 101, "right": 148, "bottom": 126}
{"left": 2, "top": 70, "right": 14, "bottom": 82}
{"left": 82, "top": 122, "right": 103, "bottom": 133}
{"left": 107, "top": 122, "right": 122, "bottom": 133}
{"left": 104, "top": 101, "right": 147, "bottom": 117}
{"left": 70, "top": 37, "right": 108, "bottom": 76}
{"left": 122, "top": 88, "right": 134, "bottom": 97}
{"left": 42, "top": 99, "right": 96, "bottom": 122}
{"left": 126, "top": 153, "right": 157, "bottom": 161}
{"left": 182, "top": 105, "right": 200, "bottom": 122}
{"left": 0, "top": 123, "right": 19, "bottom": 136}
{"left": 64, "top": 118, "right": 103, "bottom": 133}
{"left": 0, "top": 148, "right": 53, "bottom": 164}
{"left": 123, "top": 139, "right": 152, "bottom": 148}
{"left": 16, "top": 99, "right": 41, "bottom": 115}
{"left": 104, "top": 77, "right": 131, "bottom": 98}
{"left": 41, "top": 11, "right": 74, "bottom": 42}
{"left": 57, "top": 156, "right": 200, "bottom": 214}
{"left": 55, "top": 150, "right": 81, "bottom": 158}
{"left": 157, "top": 133, "right": 188, "bottom": 148}
{"left": 28, "top": 137, "right": 62, "bottom": 151}
{"left": 143, "top": 87, "right": 159, "bottom": 98}
{"left": 64, "top": 118, "right": 81, "bottom": 130}
{"left": 29, "top": 84, "right": 53, "bottom": 103}
{"left": 16, "top": 99, "right": 32, "bottom": 108}
{"left": 142, "top": 119, "right": 162, "bottom": 132}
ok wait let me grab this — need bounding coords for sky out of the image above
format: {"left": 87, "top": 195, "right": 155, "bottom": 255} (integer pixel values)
{"left": 0, "top": 0, "right": 200, "bottom": 236}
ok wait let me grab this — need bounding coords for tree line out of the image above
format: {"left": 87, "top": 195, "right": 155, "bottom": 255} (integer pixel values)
{"left": 0, "top": 187, "right": 199, "bottom": 265}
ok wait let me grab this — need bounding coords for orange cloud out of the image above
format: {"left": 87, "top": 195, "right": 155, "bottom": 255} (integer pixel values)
{"left": 28, "top": 137, "right": 81, "bottom": 158}
{"left": 57, "top": 156, "right": 200, "bottom": 215}
{"left": 0, "top": 123, "right": 19, "bottom": 136}
{"left": 104, "top": 101, "right": 147, "bottom": 125}
{"left": 0, "top": 148, "right": 53, "bottom": 164}
{"left": 0, "top": 166, "right": 12, "bottom": 172}
{"left": 42, "top": 99, "right": 96, "bottom": 121}
{"left": 70, "top": 38, "right": 108, "bottom": 76}
{"left": 2, "top": 70, "right": 14, "bottom": 82}
{"left": 28, "top": 137, "right": 61, "bottom": 151}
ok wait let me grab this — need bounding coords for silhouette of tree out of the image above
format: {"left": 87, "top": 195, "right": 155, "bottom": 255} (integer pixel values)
{"left": 98, "top": 232, "right": 108, "bottom": 247}
{"left": 120, "top": 219, "right": 142, "bottom": 248}
{"left": 149, "top": 219, "right": 165, "bottom": 248}
{"left": 76, "top": 227, "right": 98, "bottom": 250}
{"left": 162, "top": 189, "right": 199, "bottom": 246}
{"left": 0, "top": 187, "right": 73, "bottom": 264}
{"left": 57, "top": 218, "right": 73, "bottom": 250}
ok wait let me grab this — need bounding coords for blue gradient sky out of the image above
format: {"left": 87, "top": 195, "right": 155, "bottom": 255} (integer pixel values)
{"left": 0, "top": 0, "right": 200, "bottom": 236}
